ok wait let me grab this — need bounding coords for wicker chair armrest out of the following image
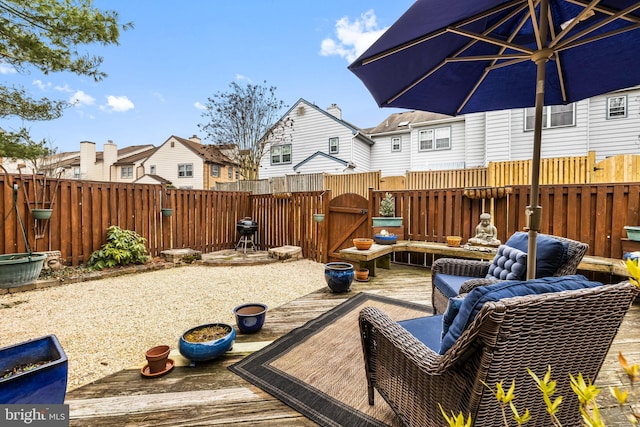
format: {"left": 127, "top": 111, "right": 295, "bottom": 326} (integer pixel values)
{"left": 360, "top": 307, "right": 440, "bottom": 371}
{"left": 459, "top": 277, "right": 500, "bottom": 294}
{"left": 432, "top": 258, "right": 491, "bottom": 278}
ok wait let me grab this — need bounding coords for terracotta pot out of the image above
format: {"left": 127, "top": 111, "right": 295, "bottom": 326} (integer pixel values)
{"left": 353, "top": 238, "right": 374, "bottom": 250}
{"left": 145, "top": 345, "right": 170, "bottom": 374}
{"left": 355, "top": 268, "right": 369, "bottom": 282}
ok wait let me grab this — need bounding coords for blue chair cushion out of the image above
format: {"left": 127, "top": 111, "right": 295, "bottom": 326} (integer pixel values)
{"left": 439, "top": 275, "right": 602, "bottom": 354}
{"left": 505, "top": 232, "right": 569, "bottom": 278}
{"left": 433, "top": 274, "right": 476, "bottom": 298}
{"left": 399, "top": 315, "right": 444, "bottom": 352}
{"left": 442, "top": 296, "right": 464, "bottom": 339}
{"left": 486, "top": 245, "right": 527, "bottom": 280}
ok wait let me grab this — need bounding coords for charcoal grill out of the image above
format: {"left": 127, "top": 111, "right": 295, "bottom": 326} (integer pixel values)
{"left": 235, "top": 218, "right": 257, "bottom": 253}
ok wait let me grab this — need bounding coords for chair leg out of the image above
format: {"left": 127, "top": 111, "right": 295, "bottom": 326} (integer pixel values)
{"left": 367, "top": 381, "right": 375, "bottom": 405}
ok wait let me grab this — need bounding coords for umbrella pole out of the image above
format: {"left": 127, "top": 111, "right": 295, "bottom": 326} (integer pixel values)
{"left": 526, "top": 0, "right": 551, "bottom": 280}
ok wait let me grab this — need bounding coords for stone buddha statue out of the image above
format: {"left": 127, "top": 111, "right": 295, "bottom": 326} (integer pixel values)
{"left": 467, "top": 213, "right": 501, "bottom": 247}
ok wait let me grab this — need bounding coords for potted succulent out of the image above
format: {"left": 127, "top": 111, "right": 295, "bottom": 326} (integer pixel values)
{"left": 373, "top": 192, "right": 402, "bottom": 227}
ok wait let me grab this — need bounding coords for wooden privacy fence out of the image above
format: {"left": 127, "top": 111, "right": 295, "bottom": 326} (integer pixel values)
{"left": 368, "top": 182, "right": 640, "bottom": 260}
{"left": 0, "top": 174, "right": 253, "bottom": 265}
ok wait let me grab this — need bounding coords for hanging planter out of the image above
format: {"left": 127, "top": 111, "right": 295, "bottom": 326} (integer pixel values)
{"left": 463, "top": 186, "right": 513, "bottom": 199}
{"left": 32, "top": 208, "right": 53, "bottom": 220}
{"left": 0, "top": 253, "right": 46, "bottom": 288}
{"left": 161, "top": 208, "right": 173, "bottom": 217}
{"left": 313, "top": 213, "right": 325, "bottom": 223}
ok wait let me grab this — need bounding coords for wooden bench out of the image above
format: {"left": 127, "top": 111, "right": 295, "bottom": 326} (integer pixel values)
{"left": 338, "top": 240, "right": 630, "bottom": 278}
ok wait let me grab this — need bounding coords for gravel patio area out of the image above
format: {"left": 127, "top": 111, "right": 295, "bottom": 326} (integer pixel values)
{"left": 0, "top": 259, "right": 326, "bottom": 390}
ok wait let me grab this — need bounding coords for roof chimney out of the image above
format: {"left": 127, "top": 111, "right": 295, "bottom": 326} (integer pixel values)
{"left": 189, "top": 135, "right": 201, "bottom": 144}
{"left": 327, "top": 103, "right": 342, "bottom": 120}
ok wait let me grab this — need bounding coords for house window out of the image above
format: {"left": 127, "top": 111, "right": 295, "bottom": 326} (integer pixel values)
{"left": 235, "top": 170, "right": 239, "bottom": 180}
{"left": 121, "top": 166, "right": 133, "bottom": 179}
{"left": 228, "top": 167, "right": 232, "bottom": 179}
{"left": 391, "top": 137, "right": 401, "bottom": 152}
{"left": 329, "top": 137, "right": 339, "bottom": 154}
{"left": 178, "top": 163, "right": 193, "bottom": 178}
{"left": 73, "top": 167, "right": 80, "bottom": 179}
{"left": 211, "top": 164, "right": 220, "bottom": 177}
{"left": 419, "top": 127, "right": 451, "bottom": 151}
{"left": 271, "top": 144, "right": 292, "bottom": 165}
{"left": 149, "top": 165, "right": 156, "bottom": 174}
{"left": 524, "top": 104, "right": 575, "bottom": 130}
{"left": 607, "top": 95, "right": 627, "bottom": 119}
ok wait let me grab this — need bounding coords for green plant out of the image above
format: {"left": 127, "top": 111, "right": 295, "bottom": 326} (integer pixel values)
{"left": 88, "top": 226, "right": 150, "bottom": 270}
{"left": 443, "top": 354, "right": 640, "bottom": 426}
{"left": 379, "top": 192, "right": 395, "bottom": 217}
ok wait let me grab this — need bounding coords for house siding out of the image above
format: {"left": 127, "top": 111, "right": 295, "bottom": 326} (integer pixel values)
{"left": 588, "top": 89, "right": 640, "bottom": 160}
{"left": 145, "top": 137, "right": 204, "bottom": 189}
{"left": 464, "top": 113, "right": 486, "bottom": 167}
{"left": 410, "top": 120, "right": 466, "bottom": 170}
{"left": 370, "top": 132, "right": 412, "bottom": 175}
{"left": 260, "top": 100, "right": 369, "bottom": 179}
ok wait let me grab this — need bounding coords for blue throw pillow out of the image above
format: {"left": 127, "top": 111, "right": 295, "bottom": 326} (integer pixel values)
{"left": 439, "top": 275, "right": 602, "bottom": 354}
{"left": 486, "top": 245, "right": 527, "bottom": 280}
{"left": 441, "top": 296, "right": 464, "bottom": 340}
{"left": 505, "top": 232, "right": 568, "bottom": 278}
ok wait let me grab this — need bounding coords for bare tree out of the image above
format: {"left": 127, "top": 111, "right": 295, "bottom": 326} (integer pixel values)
{"left": 198, "top": 81, "right": 293, "bottom": 180}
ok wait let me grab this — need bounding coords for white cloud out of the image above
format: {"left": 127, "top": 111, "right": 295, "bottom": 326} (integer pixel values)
{"left": 235, "top": 74, "right": 252, "bottom": 82}
{"left": 0, "top": 63, "right": 16, "bottom": 74}
{"left": 33, "top": 80, "right": 51, "bottom": 91}
{"left": 194, "top": 101, "right": 206, "bottom": 110}
{"left": 152, "top": 91, "right": 165, "bottom": 102}
{"left": 320, "top": 10, "right": 387, "bottom": 62}
{"left": 55, "top": 83, "right": 74, "bottom": 93}
{"left": 101, "top": 95, "right": 134, "bottom": 112}
{"left": 70, "top": 90, "right": 95, "bottom": 107}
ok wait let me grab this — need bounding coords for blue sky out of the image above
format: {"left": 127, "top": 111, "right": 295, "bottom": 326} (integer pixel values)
{"left": 3, "top": 1, "right": 415, "bottom": 154}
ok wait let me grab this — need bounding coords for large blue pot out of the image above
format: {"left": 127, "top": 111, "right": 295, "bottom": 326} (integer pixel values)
{"left": 0, "top": 253, "right": 46, "bottom": 288}
{"left": 179, "top": 323, "right": 235, "bottom": 362}
{"left": 324, "top": 262, "right": 355, "bottom": 293}
{"left": 0, "top": 334, "right": 68, "bottom": 404}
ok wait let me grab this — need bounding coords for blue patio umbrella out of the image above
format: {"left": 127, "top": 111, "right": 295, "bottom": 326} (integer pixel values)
{"left": 349, "top": 0, "right": 640, "bottom": 279}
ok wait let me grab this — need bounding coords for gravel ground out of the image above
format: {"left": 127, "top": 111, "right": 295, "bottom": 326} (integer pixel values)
{"left": 0, "top": 260, "right": 326, "bottom": 390}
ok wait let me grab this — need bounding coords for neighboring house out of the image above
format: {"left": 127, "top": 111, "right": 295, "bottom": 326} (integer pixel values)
{"left": 263, "top": 87, "right": 640, "bottom": 178}
{"left": 259, "top": 99, "right": 374, "bottom": 179}
{"left": 138, "top": 135, "right": 238, "bottom": 190}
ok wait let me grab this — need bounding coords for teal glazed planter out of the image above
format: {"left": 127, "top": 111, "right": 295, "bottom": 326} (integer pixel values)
{"left": 324, "top": 262, "right": 355, "bottom": 293}
{"left": 0, "top": 253, "right": 46, "bottom": 288}
{"left": 0, "top": 334, "right": 68, "bottom": 404}
{"left": 179, "top": 323, "right": 236, "bottom": 363}
{"left": 372, "top": 217, "right": 403, "bottom": 227}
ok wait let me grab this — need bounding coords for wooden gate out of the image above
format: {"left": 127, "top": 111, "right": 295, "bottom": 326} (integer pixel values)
{"left": 327, "top": 193, "right": 369, "bottom": 260}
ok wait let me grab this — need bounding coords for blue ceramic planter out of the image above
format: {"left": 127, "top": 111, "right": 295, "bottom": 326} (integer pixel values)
{"left": 374, "top": 234, "right": 398, "bottom": 245}
{"left": 324, "top": 262, "right": 355, "bottom": 293}
{"left": 0, "top": 334, "right": 68, "bottom": 404}
{"left": 179, "top": 323, "right": 235, "bottom": 362}
{"left": 233, "top": 303, "right": 268, "bottom": 334}
{"left": 372, "top": 217, "right": 403, "bottom": 227}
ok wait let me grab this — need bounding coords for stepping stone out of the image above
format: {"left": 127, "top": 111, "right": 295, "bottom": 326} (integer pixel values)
{"left": 268, "top": 246, "right": 302, "bottom": 261}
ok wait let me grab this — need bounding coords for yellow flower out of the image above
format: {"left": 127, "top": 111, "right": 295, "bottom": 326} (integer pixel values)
{"left": 619, "top": 352, "right": 640, "bottom": 382}
{"left": 609, "top": 386, "right": 629, "bottom": 404}
{"left": 626, "top": 254, "right": 640, "bottom": 287}
{"left": 438, "top": 403, "right": 472, "bottom": 427}
{"left": 569, "top": 372, "right": 600, "bottom": 404}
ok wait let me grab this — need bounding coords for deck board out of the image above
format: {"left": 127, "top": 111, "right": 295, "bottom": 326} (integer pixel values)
{"left": 66, "top": 264, "right": 639, "bottom": 426}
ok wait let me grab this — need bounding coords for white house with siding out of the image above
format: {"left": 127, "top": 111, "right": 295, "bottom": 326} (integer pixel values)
{"left": 259, "top": 99, "right": 375, "bottom": 179}
{"left": 265, "top": 87, "right": 640, "bottom": 178}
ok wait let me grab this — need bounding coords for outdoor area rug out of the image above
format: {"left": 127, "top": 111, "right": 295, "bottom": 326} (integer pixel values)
{"left": 229, "top": 292, "right": 432, "bottom": 427}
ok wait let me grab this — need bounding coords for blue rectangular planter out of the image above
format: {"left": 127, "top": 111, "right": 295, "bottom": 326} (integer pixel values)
{"left": 0, "top": 335, "right": 68, "bottom": 404}
{"left": 372, "top": 217, "right": 403, "bottom": 227}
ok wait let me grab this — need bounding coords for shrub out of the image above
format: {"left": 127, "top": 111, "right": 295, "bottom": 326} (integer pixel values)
{"left": 379, "top": 192, "right": 395, "bottom": 217}
{"left": 88, "top": 226, "right": 150, "bottom": 270}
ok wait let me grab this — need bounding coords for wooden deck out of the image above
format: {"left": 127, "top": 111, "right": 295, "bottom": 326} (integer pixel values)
{"left": 66, "top": 264, "right": 640, "bottom": 426}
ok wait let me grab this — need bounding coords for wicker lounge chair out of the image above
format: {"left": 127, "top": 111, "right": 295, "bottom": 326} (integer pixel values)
{"left": 431, "top": 232, "right": 589, "bottom": 313}
{"left": 359, "top": 278, "right": 639, "bottom": 427}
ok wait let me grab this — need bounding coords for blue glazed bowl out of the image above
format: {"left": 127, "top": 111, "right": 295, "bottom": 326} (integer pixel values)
{"left": 233, "top": 303, "right": 268, "bottom": 334}
{"left": 179, "top": 323, "right": 236, "bottom": 362}
{"left": 324, "top": 262, "right": 354, "bottom": 293}
{"left": 374, "top": 234, "right": 398, "bottom": 245}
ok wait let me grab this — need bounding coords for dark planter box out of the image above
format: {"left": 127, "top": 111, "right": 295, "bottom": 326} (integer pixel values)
{"left": 0, "top": 335, "right": 68, "bottom": 404}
